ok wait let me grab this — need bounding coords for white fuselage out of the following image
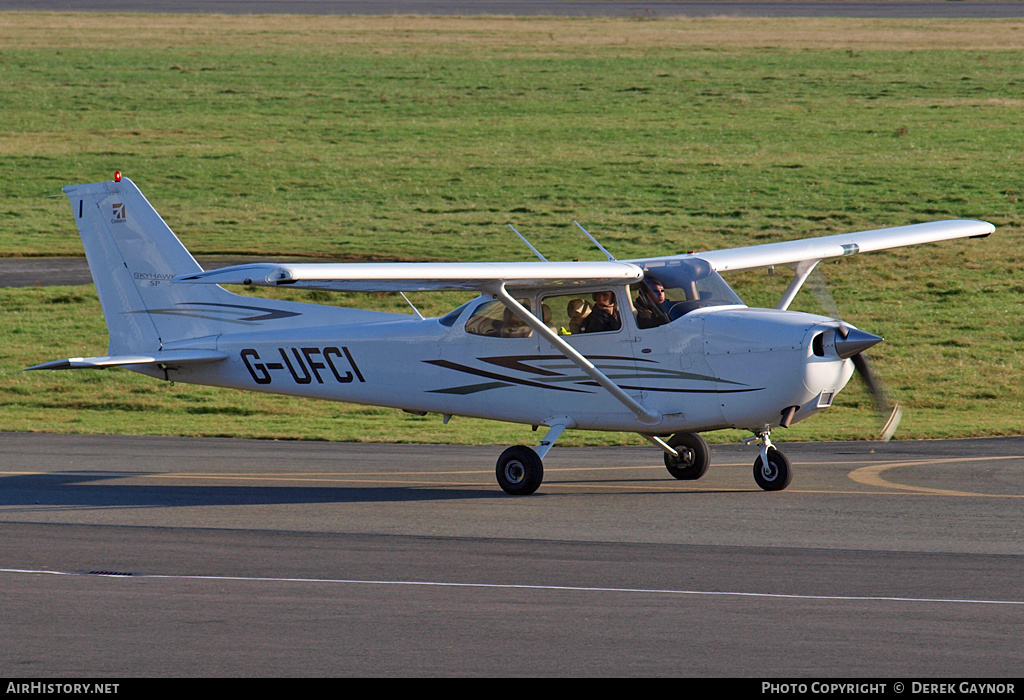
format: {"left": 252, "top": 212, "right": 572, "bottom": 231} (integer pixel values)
{"left": 153, "top": 294, "right": 856, "bottom": 435}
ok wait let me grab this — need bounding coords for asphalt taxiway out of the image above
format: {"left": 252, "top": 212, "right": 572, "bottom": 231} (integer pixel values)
{"left": 2, "top": 432, "right": 1022, "bottom": 676}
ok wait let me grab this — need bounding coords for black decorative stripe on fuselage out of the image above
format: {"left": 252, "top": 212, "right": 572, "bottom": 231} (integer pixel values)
{"left": 135, "top": 302, "right": 302, "bottom": 324}
{"left": 425, "top": 355, "right": 759, "bottom": 396}
{"left": 424, "top": 359, "right": 588, "bottom": 393}
{"left": 576, "top": 381, "right": 763, "bottom": 394}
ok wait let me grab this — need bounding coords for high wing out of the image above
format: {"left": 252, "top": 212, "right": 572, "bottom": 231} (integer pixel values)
{"left": 174, "top": 220, "right": 992, "bottom": 292}
{"left": 629, "top": 218, "right": 994, "bottom": 312}
{"left": 174, "top": 261, "right": 644, "bottom": 292}
{"left": 631, "top": 219, "right": 994, "bottom": 272}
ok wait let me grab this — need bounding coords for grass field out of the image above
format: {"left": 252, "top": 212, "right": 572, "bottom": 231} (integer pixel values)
{"left": 1, "top": 12, "right": 1022, "bottom": 446}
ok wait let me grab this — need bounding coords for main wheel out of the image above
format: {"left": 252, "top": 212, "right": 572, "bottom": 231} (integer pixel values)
{"left": 753, "top": 447, "right": 792, "bottom": 491}
{"left": 496, "top": 445, "right": 544, "bottom": 496}
{"left": 663, "top": 432, "right": 710, "bottom": 480}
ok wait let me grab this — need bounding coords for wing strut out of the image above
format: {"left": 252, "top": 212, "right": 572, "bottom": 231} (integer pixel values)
{"left": 485, "top": 283, "right": 662, "bottom": 426}
{"left": 775, "top": 259, "right": 821, "bottom": 311}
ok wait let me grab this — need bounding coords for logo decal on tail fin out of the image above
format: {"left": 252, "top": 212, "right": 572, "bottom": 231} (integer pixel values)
{"left": 111, "top": 203, "right": 126, "bottom": 223}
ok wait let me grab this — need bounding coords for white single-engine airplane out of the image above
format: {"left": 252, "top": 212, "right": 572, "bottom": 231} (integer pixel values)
{"left": 30, "top": 174, "right": 993, "bottom": 494}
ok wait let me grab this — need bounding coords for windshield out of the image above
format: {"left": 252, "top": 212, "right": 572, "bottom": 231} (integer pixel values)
{"left": 635, "top": 258, "right": 744, "bottom": 323}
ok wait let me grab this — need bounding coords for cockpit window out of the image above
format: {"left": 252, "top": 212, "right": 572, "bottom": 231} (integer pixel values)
{"left": 634, "top": 258, "right": 744, "bottom": 326}
{"left": 541, "top": 290, "right": 622, "bottom": 335}
{"left": 438, "top": 300, "right": 472, "bottom": 327}
{"left": 465, "top": 299, "right": 535, "bottom": 337}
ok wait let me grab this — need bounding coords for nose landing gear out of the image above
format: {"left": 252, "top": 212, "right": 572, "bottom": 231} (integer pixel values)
{"left": 746, "top": 429, "right": 792, "bottom": 491}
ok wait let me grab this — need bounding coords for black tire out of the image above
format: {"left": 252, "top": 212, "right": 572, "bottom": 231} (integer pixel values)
{"left": 663, "top": 432, "right": 710, "bottom": 480}
{"left": 496, "top": 446, "right": 544, "bottom": 496}
{"left": 753, "top": 447, "right": 792, "bottom": 491}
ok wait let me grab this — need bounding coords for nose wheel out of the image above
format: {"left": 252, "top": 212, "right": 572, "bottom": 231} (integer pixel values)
{"left": 747, "top": 430, "right": 792, "bottom": 491}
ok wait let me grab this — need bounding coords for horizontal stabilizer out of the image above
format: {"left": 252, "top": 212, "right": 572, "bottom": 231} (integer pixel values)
{"left": 26, "top": 349, "right": 227, "bottom": 371}
{"left": 174, "top": 260, "right": 644, "bottom": 292}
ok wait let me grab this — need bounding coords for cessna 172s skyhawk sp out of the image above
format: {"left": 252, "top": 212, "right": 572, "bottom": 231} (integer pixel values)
{"left": 30, "top": 174, "right": 993, "bottom": 494}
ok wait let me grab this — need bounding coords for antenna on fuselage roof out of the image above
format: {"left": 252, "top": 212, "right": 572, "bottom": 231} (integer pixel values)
{"left": 573, "top": 220, "right": 616, "bottom": 261}
{"left": 399, "top": 291, "right": 425, "bottom": 320}
{"left": 508, "top": 224, "right": 548, "bottom": 262}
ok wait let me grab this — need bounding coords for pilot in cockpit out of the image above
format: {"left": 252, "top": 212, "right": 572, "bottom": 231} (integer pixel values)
{"left": 634, "top": 275, "right": 671, "bottom": 329}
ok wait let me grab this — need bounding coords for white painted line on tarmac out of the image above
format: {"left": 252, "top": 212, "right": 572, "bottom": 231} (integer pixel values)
{"left": 3, "top": 567, "right": 1023, "bottom": 606}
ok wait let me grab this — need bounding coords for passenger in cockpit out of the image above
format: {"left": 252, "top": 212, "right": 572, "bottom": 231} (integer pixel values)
{"left": 581, "top": 290, "right": 620, "bottom": 333}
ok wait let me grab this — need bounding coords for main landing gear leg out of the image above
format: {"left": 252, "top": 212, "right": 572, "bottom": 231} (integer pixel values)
{"left": 746, "top": 429, "right": 792, "bottom": 491}
{"left": 495, "top": 424, "right": 566, "bottom": 496}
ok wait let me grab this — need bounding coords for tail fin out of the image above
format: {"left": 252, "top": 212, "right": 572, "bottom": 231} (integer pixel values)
{"left": 64, "top": 175, "right": 239, "bottom": 353}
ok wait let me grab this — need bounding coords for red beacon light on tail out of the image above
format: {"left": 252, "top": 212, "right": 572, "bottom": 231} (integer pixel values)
{"left": 114, "top": 171, "right": 122, "bottom": 182}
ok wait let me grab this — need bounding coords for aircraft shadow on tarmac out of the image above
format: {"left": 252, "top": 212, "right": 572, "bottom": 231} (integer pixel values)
{"left": 0, "top": 471, "right": 504, "bottom": 506}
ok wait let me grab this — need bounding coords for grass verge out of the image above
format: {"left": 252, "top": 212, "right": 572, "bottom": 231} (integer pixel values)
{"left": 1, "top": 12, "right": 1021, "bottom": 445}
